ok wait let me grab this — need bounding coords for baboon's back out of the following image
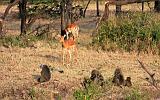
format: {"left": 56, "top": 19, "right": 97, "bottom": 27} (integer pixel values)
{"left": 40, "top": 65, "right": 51, "bottom": 82}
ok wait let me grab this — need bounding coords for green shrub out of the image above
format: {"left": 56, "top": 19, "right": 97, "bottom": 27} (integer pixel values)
{"left": 0, "top": 35, "right": 38, "bottom": 48}
{"left": 73, "top": 83, "right": 105, "bottom": 100}
{"left": 125, "top": 89, "right": 150, "bottom": 100}
{"left": 93, "top": 12, "right": 160, "bottom": 54}
{"left": 73, "top": 77, "right": 112, "bottom": 100}
{"left": 28, "top": 87, "right": 36, "bottom": 100}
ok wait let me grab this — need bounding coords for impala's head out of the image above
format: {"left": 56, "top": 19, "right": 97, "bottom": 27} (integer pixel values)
{"left": 67, "top": 28, "right": 72, "bottom": 33}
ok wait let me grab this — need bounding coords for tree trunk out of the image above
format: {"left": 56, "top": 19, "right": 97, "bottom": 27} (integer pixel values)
{"left": 66, "top": 0, "right": 72, "bottom": 25}
{"left": 142, "top": 1, "right": 144, "bottom": 12}
{"left": 0, "top": 20, "right": 3, "bottom": 35}
{"left": 2, "top": 0, "right": 20, "bottom": 19}
{"left": 96, "top": 0, "right": 100, "bottom": 17}
{"left": 60, "top": 1, "right": 65, "bottom": 32}
{"left": 154, "top": 0, "right": 160, "bottom": 12}
{"left": 116, "top": 5, "right": 121, "bottom": 15}
{"left": 18, "top": 2, "right": 22, "bottom": 19}
{"left": 20, "top": 0, "right": 27, "bottom": 35}
{"left": 83, "top": 0, "right": 91, "bottom": 17}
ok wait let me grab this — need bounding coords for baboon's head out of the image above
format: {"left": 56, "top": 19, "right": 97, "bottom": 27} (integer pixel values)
{"left": 114, "top": 68, "right": 122, "bottom": 75}
{"left": 126, "top": 77, "right": 131, "bottom": 81}
{"left": 90, "top": 69, "right": 100, "bottom": 80}
{"left": 40, "top": 64, "right": 50, "bottom": 69}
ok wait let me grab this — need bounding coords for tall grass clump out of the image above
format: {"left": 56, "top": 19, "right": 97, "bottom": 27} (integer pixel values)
{"left": 93, "top": 12, "right": 160, "bottom": 54}
{"left": 125, "top": 88, "right": 150, "bottom": 100}
{"left": 73, "top": 77, "right": 113, "bottom": 100}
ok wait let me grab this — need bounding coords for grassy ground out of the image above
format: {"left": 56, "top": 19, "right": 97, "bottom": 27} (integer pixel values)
{"left": 0, "top": 2, "right": 160, "bottom": 100}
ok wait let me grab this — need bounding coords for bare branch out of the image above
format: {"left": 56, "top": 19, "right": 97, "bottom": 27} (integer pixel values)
{"left": 2, "top": 0, "right": 20, "bottom": 20}
{"left": 107, "top": 0, "right": 156, "bottom": 5}
{"left": 137, "top": 59, "right": 159, "bottom": 90}
{"left": 83, "top": 0, "right": 91, "bottom": 17}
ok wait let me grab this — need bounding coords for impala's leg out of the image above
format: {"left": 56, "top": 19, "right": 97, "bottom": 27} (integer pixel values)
{"left": 69, "top": 49, "right": 72, "bottom": 65}
{"left": 74, "top": 45, "right": 78, "bottom": 64}
{"left": 66, "top": 49, "right": 71, "bottom": 66}
{"left": 77, "top": 27, "right": 79, "bottom": 38}
{"left": 62, "top": 48, "right": 65, "bottom": 65}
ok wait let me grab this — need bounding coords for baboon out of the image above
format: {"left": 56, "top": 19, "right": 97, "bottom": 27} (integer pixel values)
{"left": 38, "top": 64, "right": 51, "bottom": 83}
{"left": 112, "top": 68, "right": 124, "bottom": 86}
{"left": 90, "top": 69, "right": 104, "bottom": 86}
{"left": 81, "top": 77, "right": 92, "bottom": 89}
{"left": 38, "top": 64, "right": 64, "bottom": 83}
{"left": 124, "top": 77, "right": 132, "bottom": 87}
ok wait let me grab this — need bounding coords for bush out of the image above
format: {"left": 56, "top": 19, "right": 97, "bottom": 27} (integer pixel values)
{"left": 0, "top": 35, "right": 38, "bottom": 48}
{"left": 73, "top": 77, "right": 113, "bottom": 100}
{"left": 73, "top": 83, "right": 105, "bottom": 100}
{"left": 125, "top": 89, "right": 150, "bottom": 100}
{"left": 93, "top": 12, "right": 160, "bottom": 54}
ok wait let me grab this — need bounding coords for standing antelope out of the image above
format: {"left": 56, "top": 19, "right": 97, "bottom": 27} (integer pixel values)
{"left": 59, "top": 30, "right": 77, "bottom": 66}
{"left": 66, "top": 23, "right": 79, "bottom": 40}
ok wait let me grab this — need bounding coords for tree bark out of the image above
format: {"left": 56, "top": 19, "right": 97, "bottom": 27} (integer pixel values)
{"left": 60, "top": 1, "right": 65, "bottom": 32}
{"left": 142, "top": 1, "right": 144, "bottom": 11}
{"left": 20, "top": 0, "right": 27, "bottom": 35}
{"left": 154, "top": 0, "right": 160, "bottom": 12}
{"left": 0, "top": 20, "right": 3, "bottom": 35}
{"left": 96, "top": 0, "right": 100, "bottom": 17}
{"left": 66, "top": 0, "right": 72, "bottom": 25}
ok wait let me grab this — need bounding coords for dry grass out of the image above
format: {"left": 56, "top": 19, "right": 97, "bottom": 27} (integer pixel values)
{"left": 0, "top": 3, "right": 160, "bottom": 99}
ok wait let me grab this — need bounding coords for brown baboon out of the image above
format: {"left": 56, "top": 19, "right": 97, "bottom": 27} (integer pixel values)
{"left": 112, "top": 68, "right": 124, "bottom": 86}
{"left": 124, "top": 77, "right": 132, "bottom": 87}
{"left": 81, "top": 77, "right": 92, "bottom": 89}
{"left": 90, "top": 69, "right": 104, "bottom": 86}
{"left": 38, "top": 64, "right": 64, "bottom": 83}
{"left": 38, "top": 64, "right": 51, "bottom": 83}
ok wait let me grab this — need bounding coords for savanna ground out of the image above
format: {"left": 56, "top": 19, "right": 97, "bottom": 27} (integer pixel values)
{"left": 0, "top": 1, "right": 160, "bottom": 100}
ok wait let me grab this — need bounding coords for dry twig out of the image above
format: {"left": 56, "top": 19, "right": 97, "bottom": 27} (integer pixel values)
{"left": 137, "top": 59, "right": 159, "bottom": 90}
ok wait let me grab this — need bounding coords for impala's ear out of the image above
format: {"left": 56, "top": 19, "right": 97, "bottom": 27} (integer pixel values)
{"left": 61, "top": 29, "right": 67, "bottom": 36}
